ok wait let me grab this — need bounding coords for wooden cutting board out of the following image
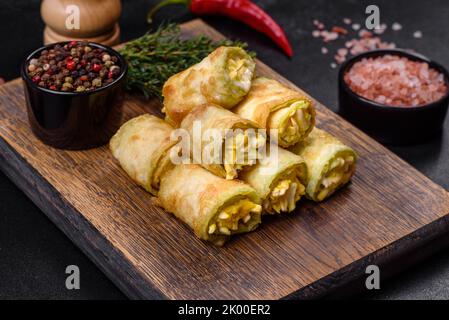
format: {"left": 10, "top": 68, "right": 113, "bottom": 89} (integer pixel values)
{"left": 1, "top": 19, "right": 449, "bottom": 300}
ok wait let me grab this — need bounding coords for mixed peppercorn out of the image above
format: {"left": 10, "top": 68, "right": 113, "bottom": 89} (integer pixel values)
{"left": 27, "top": 41, "right": 122, "bottom": 92}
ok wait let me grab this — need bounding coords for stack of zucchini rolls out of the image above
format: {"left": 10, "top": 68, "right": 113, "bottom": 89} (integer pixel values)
{"left": 110, "top": 46, "right": 358, "bottom": 245}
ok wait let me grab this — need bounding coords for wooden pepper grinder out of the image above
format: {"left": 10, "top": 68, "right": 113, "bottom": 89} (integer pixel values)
{"left": 41, "top": 0, "right": 122, "bottom": 46}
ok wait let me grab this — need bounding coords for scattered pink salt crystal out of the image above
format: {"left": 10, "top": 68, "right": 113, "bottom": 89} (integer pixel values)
{"left": 373, "top": 23, "right": 387, "bottom": 35}
{"left": 413, "top": 30, "right": 423, "bottom": 38}
{"left": 332, "top": 26, "right": 348, "bottom": 35}
{"left": 352, "top": 23, "right": 361, "bottom": 31}
{"left": 321, "top": 47, "right": 329, "bottom": 54}
{"left": 338, "top": 48, "right": 348, "bottom": 56}
{"left": 330, "top": 63, "right": 337, "bottom": 69}
{"left": 322, "top": 31, "right": 339, "bottom": 42}
{"left": 359, "top": 29, "right": 373, "bottom": 38}
{"left": 344, "top": 55, "right": 448, "bottom": 106}
{"left": 392, "top": 23, "right": 402, "bottom": 31}
{"left": 312, "top": 30, "right": 320, "bottom": 38}
{"left": 343, "top": 18, "right": 352, "bottom": 25}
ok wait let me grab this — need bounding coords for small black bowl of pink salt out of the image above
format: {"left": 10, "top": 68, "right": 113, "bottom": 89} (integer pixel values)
{"left": 339, "top": 49, "right": 449, "bottom": 145}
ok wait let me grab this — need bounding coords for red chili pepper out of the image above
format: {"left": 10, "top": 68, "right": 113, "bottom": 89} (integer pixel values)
{"left": 147, "top": 0, "right": 293, "bottom": 57}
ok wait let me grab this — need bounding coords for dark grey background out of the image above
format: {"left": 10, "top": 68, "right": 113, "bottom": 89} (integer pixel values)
{"left": 1, "top": 0, "right": 448, "bottom": 299}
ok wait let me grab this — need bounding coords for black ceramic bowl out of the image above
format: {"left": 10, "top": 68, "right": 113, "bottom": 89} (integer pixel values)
{"left": 21, "top": 42, "right": 127, "bottom": 150}
{"left": 339, "top": 49, "right": 449, "bottom": 145}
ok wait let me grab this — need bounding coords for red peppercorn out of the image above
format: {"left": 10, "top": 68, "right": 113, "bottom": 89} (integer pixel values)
{"left": 49, "top": 85, "right": 57, "bottom": 90}
{"left": 80, "top": 75, "right": 88, "bottom": 82}
{"left": 32, "top": 75, "right": 41, "bottom": 83}
{"left": 92, "top": 63, "right": 102, "bottom": 72}
{"left": 66, "top": 60, "right": 76, "bottom": 71}
{"left": 108, "top": 71, "right": 114, "bottom": 79}
{"left": 69, "top": 41, "right": 78, "bottom": 47}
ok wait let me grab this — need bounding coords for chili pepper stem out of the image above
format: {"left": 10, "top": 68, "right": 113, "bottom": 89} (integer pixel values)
{"left": 147, "top": 0, "right": 190, "bottom": 24}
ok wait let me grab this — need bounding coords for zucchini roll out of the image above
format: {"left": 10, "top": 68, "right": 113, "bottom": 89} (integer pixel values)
{"left": 240, "top": 147, "right": 308, "bottom": 214}
{"left": 233, "top": 77, "right": 315, "bottom": 148}
{"left": 289, "top": 128, "right": 357, "bottom": 202}
{"left": 159, "top": 164, "right": 262, "bottom": 246}
{"left": 162, "top": 46, "right": 256, "bottom": 126}
{"left": 110, "top": 114, "right": 176, "bottom": 196}
{"left": 179, "top": 105, "right": 266, "bottom": 180}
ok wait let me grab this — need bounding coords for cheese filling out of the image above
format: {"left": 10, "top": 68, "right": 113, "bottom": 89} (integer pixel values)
{"left": 317, "top": 155, "right": 355, "bottom": 201}
{"left": 265, "top": 170, "right": 306, "bottom": 214}
{"left": 269, "top": 100, "right": 313, "bottom": 146}
{"left": 152, "top": 151, "right": 173, "bottom": 190}
{"left": 208, "top": 199, "right": 262, "bottom": 236}
{"left": 227, "top": 56, "right": 253, "bottom": 93}
{"left": 223, "top": 131, "right": 266, "bottom": 180}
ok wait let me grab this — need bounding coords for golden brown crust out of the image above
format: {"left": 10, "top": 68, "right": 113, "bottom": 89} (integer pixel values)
{"left": 159, "top": 164, "right": 261, "bottom": 244}
{"left": 109, "top": 114, "right": 177, "bottom": 195}
{"left": 162, "top": 46, "right": 255, "bottom": 127}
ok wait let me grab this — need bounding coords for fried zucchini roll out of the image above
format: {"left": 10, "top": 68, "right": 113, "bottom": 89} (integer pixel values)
{"left": 159, "top": 164, "right": 262, "bottom": 245}
{"left": 233, "top": 77, "right": 315, "bottom": 148}
{"left": 162, "top": 46, "right": 256, "bottom": 126}
{"left": 240, "top": 147, "right": 308, "bottom": 214}
{"left": 179, "top": 105, "right": 266, "bottom": 180}
{"left": 110, "top": 114, "right": 177, "bottom": 196}
{"left": 289, "top": 128, "right": 357, "bottom": 202}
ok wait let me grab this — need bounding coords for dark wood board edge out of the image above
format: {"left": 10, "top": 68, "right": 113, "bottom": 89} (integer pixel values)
{"left": 283, "top": 212, "right": 449, "bottom": 299}
{"left": 0, "top": 136, "right": 167, "bottom": 300}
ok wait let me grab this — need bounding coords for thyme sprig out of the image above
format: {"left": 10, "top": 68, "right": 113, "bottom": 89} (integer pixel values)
{"left": 119, "top": 23, "right": 255, "bottom": 99}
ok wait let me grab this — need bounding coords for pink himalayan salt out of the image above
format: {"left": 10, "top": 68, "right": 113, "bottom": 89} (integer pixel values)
{"left": 343, "top": 18, "right": 352, "bottom": 25}
{"left": 344, "top": 55, "right": 448, "bottom": 107}
{"left": 413, "top": 30, "right": 423, "bottom": 38}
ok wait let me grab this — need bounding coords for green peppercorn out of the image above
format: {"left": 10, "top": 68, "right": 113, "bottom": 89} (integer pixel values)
{"left": 76, "top": 85, "right": 86, "bottom": 92}
{"left": 64, "top": 76, "right": 73, "bottom": 83}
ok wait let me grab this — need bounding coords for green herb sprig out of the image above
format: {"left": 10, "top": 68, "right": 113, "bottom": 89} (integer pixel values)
{"left": 119, "top": 23, "right": 255, "bottom": 99}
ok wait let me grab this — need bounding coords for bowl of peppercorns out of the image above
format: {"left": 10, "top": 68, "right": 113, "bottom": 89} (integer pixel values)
{"left": 21, "top": 41, "right": 127, "bottom": 150}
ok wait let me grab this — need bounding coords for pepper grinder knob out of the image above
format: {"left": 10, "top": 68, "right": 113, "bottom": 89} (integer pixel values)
{"left": 41, "top": 0, "right": 122, "bottom": 46}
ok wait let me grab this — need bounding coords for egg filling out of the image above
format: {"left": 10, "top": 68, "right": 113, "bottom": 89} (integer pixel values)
{"left": 223, "top": 131, "right": 266, "bottom": 180}
{"left": 316, "top": 155, "right": 356, "bottom": 201}
{"left": 265, "top": 169, "right": 306, "bottom": 214}
{"left": 227, "top": 56, "right": 253, "bottom": 94}
{"left": 152, "top": 151, "right": 174, "bottom": 191}
{"left": 208, "top": 199, "right": 262, "bottom": 236}
{"left": 268, "top": 100, "right": 313, "bottom": 147}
